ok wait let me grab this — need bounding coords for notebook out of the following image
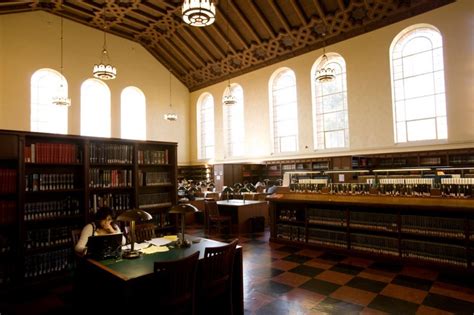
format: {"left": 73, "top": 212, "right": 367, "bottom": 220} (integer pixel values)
{"left": 87, "top": 233, "right": 123, "bottom": 260}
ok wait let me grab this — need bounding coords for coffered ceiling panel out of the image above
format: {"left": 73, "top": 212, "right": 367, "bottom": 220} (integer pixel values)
{"left": 0, "top": 0, "right": 455, "bottom": 91}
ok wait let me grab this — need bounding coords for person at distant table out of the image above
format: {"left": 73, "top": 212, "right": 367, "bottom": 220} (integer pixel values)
{"left": 75, "top": 207, "right": 124, "bottom": 256}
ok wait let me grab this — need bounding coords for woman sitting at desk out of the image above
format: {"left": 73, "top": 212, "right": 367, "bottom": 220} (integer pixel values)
{"left": 75, "top": 207, "right": 124, "bottom": 256}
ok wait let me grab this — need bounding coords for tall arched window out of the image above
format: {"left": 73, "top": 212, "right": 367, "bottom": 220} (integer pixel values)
{"left": 223, "top": 84, "right": 244, "bottom": 158}
{"left": 31, "top": 68, "right": 68, "bottom": 134}
{"left": 121, "top": 86, "right": 146, "bottom": 140}
{"left": 80, "top": 79, "right": 111, "bottom": 137}
{"left": 197, "top": 93, "right": 215, "bottom": 160}
{"left": 390, "top": 24, "right": 447, "bottom": 143}
{"left": 269, "top": 68, "right": 298, "bottom": 153}
{"left": 312, "top": 53, "right": 349, "bottom": 150}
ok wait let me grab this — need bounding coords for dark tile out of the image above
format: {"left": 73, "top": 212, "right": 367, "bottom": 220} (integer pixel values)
{"left": 318, "top": 252, "right": 347, "bottom": 262}
{"left": 289, "top": 265, "right": 324, "bottom": 277}
{"left": 244, "top": 254, "right": 277, "bottom": 264}
{"left": 330, "top": 263, "right": 364, "bottom": 275}
{"left": 254, "top": 280, "right": 293, "bottom": 297}
{"left": 256, "top": 298, "right": 304, "bottom": 315}
{"left": 423, "top": 293, "right": 474, "bottom": 314}
{"left": 346, "top": 276, "right": 387, "bottom": 293}
{"left": 369, "top": 261, "right": 403, "bottom": 273}
{"left": 312, "top": 297, "right": 363, "bottom": 315}
{"left": 248, "top": 267, "right": 284, "bottom": 278}
{"left": 392, "top": 274, "right": 432, "bottom": 291}
{"left": 299, "top": 278, "right": 340, "bottom": 295}
{"left": 368, "top": 295, "right": 419, "bottom": 315}
{"left": 436, "top": 272, "right": 474, "bottom": 289}
{"left": 276, "top": 245, "right": 300, "bottom": 253}
{"left": 282, "top": 254, "right": 312, "bottom": 264}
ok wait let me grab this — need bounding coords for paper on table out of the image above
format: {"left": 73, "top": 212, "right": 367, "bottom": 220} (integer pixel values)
{"left": 163, "top": 235, "right": 178, "bottom": 241}
{"left": 146, "top": 237, "right": 173, "bottom": 247}
{"left": 122, "top": 242, "right": 151, "bottom": 250}
{"left": 141, "top": 246, "right": 169, "bottom": 254}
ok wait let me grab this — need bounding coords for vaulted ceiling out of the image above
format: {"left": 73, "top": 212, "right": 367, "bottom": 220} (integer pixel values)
{"left": 0, "top": 0, "right": 454, "bottom": 91}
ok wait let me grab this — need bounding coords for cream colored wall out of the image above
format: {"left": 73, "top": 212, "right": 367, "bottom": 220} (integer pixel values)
{"left": 0, "top": 11, "right": 190, "bottom": 164}
{"left": 190, "top": 0, "right": 474, "bottom": 164}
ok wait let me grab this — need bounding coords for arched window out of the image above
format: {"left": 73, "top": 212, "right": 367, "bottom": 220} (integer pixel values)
{"left": 390, "top": 24, "right": 447, "bottom": 143}
{"left": 312, "top": 53, "right": 349, "bottom": 149}
{"left": 223, "top": 84, "right": 244, "bottom": 158}
{"left": 121, "top": 86, "right": 146, "bottom": 140}
{"left": 30, "top": 68, "right": 68, "bottom": 134}
{"left": 269, "top": 68, "right": 298, "bottom": 153}
{"left": 80, "top": 79, "right": 111, "bottom": 137}
{"left": 197, "top": 93, "right": 215, "bottom": 160}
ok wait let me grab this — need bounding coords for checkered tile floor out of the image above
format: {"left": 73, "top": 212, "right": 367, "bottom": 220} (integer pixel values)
{"left": 191, "top": 227, "right": 474, "bottom": 315}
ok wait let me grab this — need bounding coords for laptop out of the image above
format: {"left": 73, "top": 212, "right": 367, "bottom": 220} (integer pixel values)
{"left": 86, "top": 233, "right": 123, "bottom": 260}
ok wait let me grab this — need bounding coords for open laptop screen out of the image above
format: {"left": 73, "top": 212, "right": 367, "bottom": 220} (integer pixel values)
{"left": 87, "top": 233, "right": 123, "bottom": 260}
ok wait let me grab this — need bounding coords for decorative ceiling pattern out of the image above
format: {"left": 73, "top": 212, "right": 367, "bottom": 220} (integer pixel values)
{"left": 0, "top": 0, "right": 455, "bottom": 91}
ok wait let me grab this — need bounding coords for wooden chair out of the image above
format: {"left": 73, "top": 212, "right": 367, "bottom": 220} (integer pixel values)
{"left": 204, "top": 199, "right": 232, "bottom": 235}
{"left": 134, "top": 223, "right": 157, "bottom": 243}
{"left": 199, "top": 239, "right": 238, "bottom": 315}
{"left": 151, "top": 251, "right": 200, "bottom": 315}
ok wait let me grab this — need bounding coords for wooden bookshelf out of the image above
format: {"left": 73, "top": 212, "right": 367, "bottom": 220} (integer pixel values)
{"left": 0, "top": 129, "right": 177, "bottom": 290}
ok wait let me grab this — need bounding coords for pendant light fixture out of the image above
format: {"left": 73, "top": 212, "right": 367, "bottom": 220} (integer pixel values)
{"left": 93, "top": 5, "right": 117, "bottom": 80}
{"left": 222, "top": 0, "right": 236, "bottom": 106}
{"left": 182, "top": 0, "right": 216, "bottom": 27}
{"left": 164, "top": 70, "right": 178, "bottom": 121}
{"left": 52, "top": 17, "right": 71, "bottom": 107}
{"left": 315, "top": 33, "right": 335, "bottom": 83}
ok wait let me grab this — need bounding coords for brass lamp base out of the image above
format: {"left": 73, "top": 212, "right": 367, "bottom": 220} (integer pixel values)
{"left": 122, "top": 249, "right": 141, "bottom": 259}
{"left": 176, "top": 237, "right": 192, "bottom": 248}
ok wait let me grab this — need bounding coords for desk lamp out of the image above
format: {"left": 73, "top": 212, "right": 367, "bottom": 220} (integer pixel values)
{"left": 117, "top": 209, "right": 152, "bottom": 259}
{"left": 169, "top": 203, "right": 199, "bottom": 247}
{"left": 222, "top": 186, "right": 234, "bottom": 201}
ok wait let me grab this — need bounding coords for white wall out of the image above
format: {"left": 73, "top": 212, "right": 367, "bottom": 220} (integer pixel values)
{"left": 0, "top": 11, "right": 190, "bottom": 163}
{"left": 189, "top": 0, "right": 474, "bottom": 164}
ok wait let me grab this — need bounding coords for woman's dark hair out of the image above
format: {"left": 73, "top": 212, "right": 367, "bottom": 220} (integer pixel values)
{"left": 93, "top": 207, "right": 115, "bottom": 225}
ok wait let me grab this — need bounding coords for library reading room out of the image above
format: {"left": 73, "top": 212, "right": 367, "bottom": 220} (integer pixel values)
{"left": 0, "top": 0, "right": 473, "bottom": 314}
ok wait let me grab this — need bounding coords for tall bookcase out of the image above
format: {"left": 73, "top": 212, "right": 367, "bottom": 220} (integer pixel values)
{"left": 0, "top": 130, "right": 177, "bottom": 290}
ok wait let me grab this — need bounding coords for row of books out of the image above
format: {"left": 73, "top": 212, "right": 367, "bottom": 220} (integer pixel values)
{"left": 138, "top": 149, "right": 169, "bottom": 165}
{"left": 89, "top": 169, "right": 133, "bottom": 188}
{"left": 138, "top": 192, "right": 171, "bottom": 208}
{"left": 25, "top": 225, "right": 80, "bottom": 250}
{"left": 351, "top": 233, "right": 399, "bottom": 256}
{"left": 307, "top": 208, "right": 345, "bottom": 226}
{"left": 89, "top": 193, "right": 132, "bottom": 214}
{"left": 307, "top": 227, "right": 347, "bottom": 247}
{"left": 350, "top": 212, "right": 398, "bottom": 232}
{"left": 276, "top": 224, "right": 305, "bottom": 242}
{"left": 151, "top": 213, "right": 172, "bottom": 230}
{"left": 25, "top": 173, "right": 75, "bottom": 192}
{"left": 0, "top": 169, "right": 16, "bottom": 193}
{"left": 89, "top": 143, "right": 133, "bottom": 164}
{"left": 402, "top": 239, "right": 467, "bottom": 267}
{"left": 25, "top": 143, "right": 81, "bottom": 164}
{"left": 138, "top": 171, "right": 171, "bottom": 187}
{"left": 277, "top": 209, "right": 302, "bottom": 222}
{"left": 24, "top": 248, "right": 73, "bottom": 279}
{"left": 24, "top": 198, "right": 81, "bottom": 221}
{"left": 0, "top": 263, "right": 13, "bottom": 285}
{"left": 0, "top": 201, "right": 16, "bottom": 224}
{"left": 401, "top": 215, "right": 465, "bottom": 239}
{"left": 0, "top": 233, "right": 12, "bottom": 254}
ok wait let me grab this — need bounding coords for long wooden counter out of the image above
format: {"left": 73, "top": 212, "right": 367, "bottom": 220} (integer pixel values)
{"left": 267, "top": 193, "right": 474, "bottom": 271}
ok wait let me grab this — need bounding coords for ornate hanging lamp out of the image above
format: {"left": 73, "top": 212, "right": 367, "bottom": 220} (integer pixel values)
{"left": 52, "top": 17, "right": 71, "bottom": 107}
{"left": 164, "top": 71, "right": 178, "bottom": 121}
{"left": 182, "top": 0, "right": 216, "bottom": 27}
{"left": 93, "top": 6, "right": 117, "bottom": 80}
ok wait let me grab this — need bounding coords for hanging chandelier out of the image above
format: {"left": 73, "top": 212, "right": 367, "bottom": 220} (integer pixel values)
{"left": 93, "top": 30, "right": 117, "bottom": 80}
{"left": 315, "top": 40, "right": 335, "bottom": 83}
{"left": 164, "top": 71, "right": 178, "bottom": 121}
{"left": 223, "top": 82, "right": 237, "bottom": 106}
{"left": 182, "top": 0, "right": 216, "bottom": 27}
{"left": 52, "top": 17, "right": 71, "bottom": 107}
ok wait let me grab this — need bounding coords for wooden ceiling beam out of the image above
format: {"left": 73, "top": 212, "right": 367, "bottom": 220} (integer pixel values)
{"left": 218, "top": 8, "right": 248, "bottom": 50}
{"left": 170, "top": 33, "right": 207, "bottom": 67}
{"left": 267, "top": 1, "right": 291, "bottom": 33}
{"left": 289, "top": 1, "right": 308, "bottom": 25}
{"left": 180, "top": 27, "right": 216, "bottom": 62}
{"left": 249, "top": 3, "right": 275, "bottom": 38}
{"left": 228, "top": 1, "right": 261, "bottom": 44}
{"left": 313, "top": 0, "right": 329, "bottom": 25}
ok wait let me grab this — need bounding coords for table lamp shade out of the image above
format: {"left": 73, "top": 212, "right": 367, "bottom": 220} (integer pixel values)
{"left": 117, "top": 209, "right": 152, "bottom": 222}
{"left": 169, "top": 203, "right": 199, "bottom": 214}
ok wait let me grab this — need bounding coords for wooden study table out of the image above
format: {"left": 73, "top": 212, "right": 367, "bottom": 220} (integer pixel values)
{"left": 78, "top": 237, "right": 243, "bottom": 314}
{"left": 217, "top": 199, "right": 268, "bottom": 233}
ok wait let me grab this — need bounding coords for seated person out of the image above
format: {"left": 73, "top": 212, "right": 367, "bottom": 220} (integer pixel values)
{"left": 75, "top": 207, "right": 124, "bottom": 256}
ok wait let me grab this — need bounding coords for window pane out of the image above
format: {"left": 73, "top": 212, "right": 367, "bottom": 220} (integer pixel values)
{"left": 280, "top": 136, "right": 296, "bottom": 152}
{"left": 404, "top": 73, "right": 435, "bottom": 99}
{"left": 405, "top": 95, "right": 436, "bottom": 120}
{"left": 407, "top": 119, "right": 436, "bottom": 141}
{"left": 403, "top": 50, "right": 433, "bottom": 77}
{"left": 199, "top": 94, "right": 214, "bottom": 159}
{"left": 81, "top": 79, "right": 111, "bottom": 137}
{"left": 121, "top": 87, "right": 146, "bottom": 140}
{"left": 437, "top": 117, "right": 448, "bottom": 139}
{"left": 325, "top": 130, "right": 345, "bottom": 148}
{"left": 396, "top": 122, "right": 407, "bottom": 143}
{"left": 323, "top": 111, "right": 346, "bottom": 131}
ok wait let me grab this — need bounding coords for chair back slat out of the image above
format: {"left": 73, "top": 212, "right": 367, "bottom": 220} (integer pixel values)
{"left": 135, "top": 223, "right": 156, "bottom": 243}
